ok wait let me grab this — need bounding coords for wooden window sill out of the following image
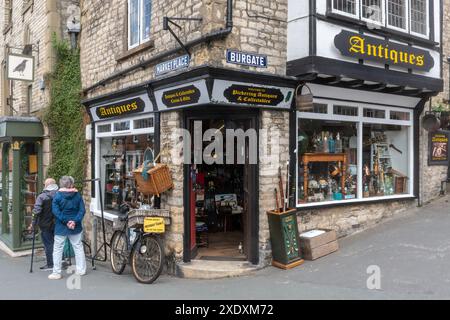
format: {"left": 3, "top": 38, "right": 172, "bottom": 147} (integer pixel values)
{"left": 115, "top": 40, "right": 155, "bottom": 62}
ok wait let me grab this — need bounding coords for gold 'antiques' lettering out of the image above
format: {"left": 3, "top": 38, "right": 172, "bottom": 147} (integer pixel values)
{"left": 98, "top": 101, "right": 139, "bottom": 117}
{"left": 349, "top": 35, "right": 425, "bottom": 67}
{"left": 231, "top": 87, "right": 279, "bottom": 104}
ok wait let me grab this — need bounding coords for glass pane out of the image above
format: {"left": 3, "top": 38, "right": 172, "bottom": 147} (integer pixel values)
{"left": 100, "top": 134, "right": 154, "bottom": 213}
{"left": 364, "top": 108, "right": 385, "bottom": 119}
{"left": 129, "top": 0, "right": 140, "bottom": 46}
{"left": 390, "top": 111, "right": 410, "bottom": 121}
{"left": 362, "top": 0, "right": 383, "bottom": 22}
{"left": 97, "top": 124, "right": 111, "bottom": 133}
{"left": 20, "top": 143, "right": 39, "bottom": 245}
{"left": 1, "top": 144, "right": 13, "bottom": 236}
{"left": 334, "top": 105, "right": 358, "bottom": 116}
{"left": 362, "top": 123, "right": 410, "bottom": 198}
{"left": 410, "top": 0, "right": 427, "bottom": 35}
{"left": 114, "top": 121, "right": 130, "bottom": 131}
{"left": 142, "top": 0, "right": 152, "bottom": 40}
{"left": 388, "top": 0, "right": 407, "bottom": 29}
{"left": 297, "top": 118, "right": 358, "bottom": 204}
{"left": 134, "top": 117, "right": 154, "bottom": 129}
{"left": 333, "top": 0, "right": 356, "bottom": 14}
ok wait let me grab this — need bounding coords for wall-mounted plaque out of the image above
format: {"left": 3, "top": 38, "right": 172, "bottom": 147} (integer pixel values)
{"left": 429, "top": 131, "right": 449, "bottom": 166}
{"left": 154, "top": 79, "right": 210, "bottom": 111}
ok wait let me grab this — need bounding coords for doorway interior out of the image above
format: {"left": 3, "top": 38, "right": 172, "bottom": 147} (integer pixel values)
{"left": 185, "top": 110, "right": 258, "bottom": 263}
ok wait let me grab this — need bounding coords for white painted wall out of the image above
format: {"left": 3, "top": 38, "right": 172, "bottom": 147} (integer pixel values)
{"left": 287, "top": 18, "right": 309, "bottom": 61}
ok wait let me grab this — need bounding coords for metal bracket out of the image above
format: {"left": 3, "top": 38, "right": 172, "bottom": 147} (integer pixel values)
{"left": 163, "top": 16, "right": 203, "bottom": 57}
{"left": 6, "top": 41, "right": 40, "bottom": 66}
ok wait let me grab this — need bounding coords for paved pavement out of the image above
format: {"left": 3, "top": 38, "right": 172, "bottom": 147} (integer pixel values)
{"left": 1, "top": 195, "right": 450, "bottom": 300}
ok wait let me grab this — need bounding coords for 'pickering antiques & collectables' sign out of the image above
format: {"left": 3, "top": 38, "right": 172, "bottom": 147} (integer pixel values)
{"left": 154, "top": 79, "right": 210, "bottom": 111}
{"left": 428, "top": 131, "right": 449, "bottom": 166}
{"left": 7, "top": 53, "right": 35, "bottom": 81}
{"left": 211, "top": 80, "right": 294, "bottom": 109}
{"left": 89, "top": 93, "right": 154, "bottom": 122}
{"left": 334, "top": 30, "right": 434, "bottom": 71}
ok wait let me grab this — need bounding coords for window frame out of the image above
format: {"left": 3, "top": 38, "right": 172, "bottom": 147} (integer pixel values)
{"left": 296, "top": 99, "right": 414, "bottom": 208}
{"left": 328, "top": 0, "right": 431, "bottom": 39}
{"left": 94, "top": 114, "right": 155, "bottom": 218}
{"left": 409, "top": 0, "right": 429, "bottom": 39}
{"left": 127, "top": 0, "right": 152, "bottom": 50}
{"left": 360, "top": 0, "right": 385, "bottom": 27}
{"left": 331, "top": 0, "right": 360, "bottom": 19}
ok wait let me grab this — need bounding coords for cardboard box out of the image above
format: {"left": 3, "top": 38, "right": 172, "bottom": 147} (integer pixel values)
{"left": 300, "top": 229, "right": 339, "bottom": 260}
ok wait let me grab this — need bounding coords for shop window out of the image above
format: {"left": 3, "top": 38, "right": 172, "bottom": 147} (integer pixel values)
{"left": 334, "top": 105, "right": 358, "bottom": 116}
{"left": 390, "top": 110, "right": 410, "bottom": 121}
{"left": 128, "top": 0, "right": 152, "bottom": 49}
{"left": 364, "top": 108, "right": 385, "bottom": 119}
{"left": 99, "top": 134, "right": 154, "bottom": 213}
{"left": 297, "top": 119, "right": 358, "bottom": 204}
{"left": 114, "top": 121, "right": 130, "bottom": 131}
{"left": 297, "top": 103, "right": 413, "bottom": 206}
{"left": 134, "top": 117, "right": 154, "bottom": 129}
{"left": 362, "top": 123, "right": 410, "bottom": 197}
{"left": 310, "top": 103, "right": 328, "bottom": 114}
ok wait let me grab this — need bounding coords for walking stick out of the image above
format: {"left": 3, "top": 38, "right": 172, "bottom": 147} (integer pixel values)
{"left": 29, "top": 220, "right": 37, "bottom": 273}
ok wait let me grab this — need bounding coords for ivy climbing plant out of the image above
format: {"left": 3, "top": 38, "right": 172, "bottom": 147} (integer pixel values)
{"left": 44, "top": 36, "right": 86, "bottom": 189}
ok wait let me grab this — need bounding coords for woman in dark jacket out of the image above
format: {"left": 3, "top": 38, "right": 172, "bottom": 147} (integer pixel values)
{"left": 48, "top": 176, "right": 86, "bottom": 280}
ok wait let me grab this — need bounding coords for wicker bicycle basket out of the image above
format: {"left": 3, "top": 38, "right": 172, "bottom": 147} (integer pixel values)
{"left": 133, "top": 164, "right": 174, "bottom": 197}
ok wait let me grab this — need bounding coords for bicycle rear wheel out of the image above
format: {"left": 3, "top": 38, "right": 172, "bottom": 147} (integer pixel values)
{"left": 131, "top": 234, "right": 164, "bottom": 284}
{"left": 110, "top": 230, "right": 128, "bottom": 274}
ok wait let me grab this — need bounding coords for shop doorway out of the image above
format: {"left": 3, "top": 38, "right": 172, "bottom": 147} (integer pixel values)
{"left": 184, "top": 110, "right": 259, "bottom": 264}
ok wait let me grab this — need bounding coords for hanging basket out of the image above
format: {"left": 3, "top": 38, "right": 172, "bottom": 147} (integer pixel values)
{"left": 133, "top": 164, "right": 174, "bottom": 197}
{"left": 295, "top": 84, "right": 314, "bottom": 112}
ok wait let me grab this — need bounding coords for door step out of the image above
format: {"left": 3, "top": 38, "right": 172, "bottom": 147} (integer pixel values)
{"left": 176, "top": 259, "right": 261, "bottom": 279}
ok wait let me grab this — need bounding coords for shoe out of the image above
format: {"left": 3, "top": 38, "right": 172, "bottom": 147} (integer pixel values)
{"left": 48, "top": 273, "right": 62, "bottom": 280}
{"left": 40, "top": 265, "right": 53, "bottom": 271}
{"left": 75, "top": 271, "right": 86, "bottom": 276}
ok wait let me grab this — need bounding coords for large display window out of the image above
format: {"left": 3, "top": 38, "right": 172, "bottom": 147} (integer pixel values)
{"left": 95, "top": 115, "right": 155, "bottom": 215}
{"left": 297, "top": 100, "right": 413, "bottom": 207}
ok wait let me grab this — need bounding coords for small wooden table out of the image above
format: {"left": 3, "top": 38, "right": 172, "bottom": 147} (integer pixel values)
{"left": 302, "top": 153, "right": 347, "bottom": 202}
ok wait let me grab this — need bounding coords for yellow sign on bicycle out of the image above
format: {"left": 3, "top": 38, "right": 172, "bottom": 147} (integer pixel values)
{"left": 143, "top": 217, "right": 165, "bottom": 233}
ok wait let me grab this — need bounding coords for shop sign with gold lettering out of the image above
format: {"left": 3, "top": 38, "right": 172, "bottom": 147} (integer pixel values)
{"left": 334, "top": 30, "right": 434, "bottom": 71}
{"left": 429, "top": 131, "right": 449, "bottom": 165}
{"left": 212, "top": 80, "right": 294, "bottom": 109}
{"left": 89, "top": 93, "right": 154, "bottom": 122}
{"left": 155, "top": 79, "right": 210, "bottom": 111}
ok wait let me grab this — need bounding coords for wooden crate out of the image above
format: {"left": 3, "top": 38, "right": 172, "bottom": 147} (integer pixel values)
{"left": 300, "top": 229, "right": 339, "bottom": 260}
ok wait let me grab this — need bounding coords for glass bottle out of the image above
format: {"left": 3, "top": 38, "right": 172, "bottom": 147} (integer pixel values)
{"left": 336, "top": 132, "right": 342, "bottom": 153}
{"left": 328, "top": 133, "right": 335, "bottom": 153}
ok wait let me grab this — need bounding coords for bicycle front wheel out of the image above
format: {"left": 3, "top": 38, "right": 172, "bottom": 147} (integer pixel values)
{"left": 110, "top": 230, "right": 128, "bottom": 275}
{"left": 131, "top": 234, "right": 164, "bottom": 284}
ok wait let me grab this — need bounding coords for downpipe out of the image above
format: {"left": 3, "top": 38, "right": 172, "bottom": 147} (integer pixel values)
{"left": 82, "top": 0, "right": 234, "bottom": 94}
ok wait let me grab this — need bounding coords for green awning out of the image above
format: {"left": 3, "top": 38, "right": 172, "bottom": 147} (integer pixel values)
{"left": 0, "top": 116, "right": 44, "bottom": 139}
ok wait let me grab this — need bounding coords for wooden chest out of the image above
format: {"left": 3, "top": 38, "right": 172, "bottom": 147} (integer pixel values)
{"left": 300, "top": 229, "right": 339, "bottom": 260}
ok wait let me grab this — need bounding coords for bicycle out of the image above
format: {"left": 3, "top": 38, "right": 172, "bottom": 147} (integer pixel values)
{"left": 110, "top": 203, "right": 165, "bottom": 284}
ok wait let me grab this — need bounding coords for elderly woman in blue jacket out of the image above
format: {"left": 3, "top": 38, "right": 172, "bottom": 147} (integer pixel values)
{"left": 48, "top": 176, "right": 86, "bottom": 280}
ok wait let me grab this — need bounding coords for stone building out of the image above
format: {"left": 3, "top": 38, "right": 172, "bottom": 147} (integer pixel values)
{"left": 80, "top": 0, "right": 446, "bottom": 278}
{"left": 0, "top": 0, "right": 81, "bottom": 252}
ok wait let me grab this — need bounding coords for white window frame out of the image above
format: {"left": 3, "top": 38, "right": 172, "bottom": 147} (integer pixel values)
{"left": 127, "top": 0, "right": 152, "bottom": 50}
{"left": 93, "top": 114, "right": 155, "bottom": 219}
{"left": 331, "top": 0, "right": 360, "bottom": 19}
{"left": 329, "top": 0, "right": 430, "bottom": 38}
{"left": 361, "top": 0, "right": 385, "bottom": 27}
{"left": 386, "top": 0, "right": 409, "bottom": 33}
{"left": 296, "top": 99, "right": 414, "bottom": 209}
{"left": 409, "top": 0, "right": 429, "bottom": 39}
